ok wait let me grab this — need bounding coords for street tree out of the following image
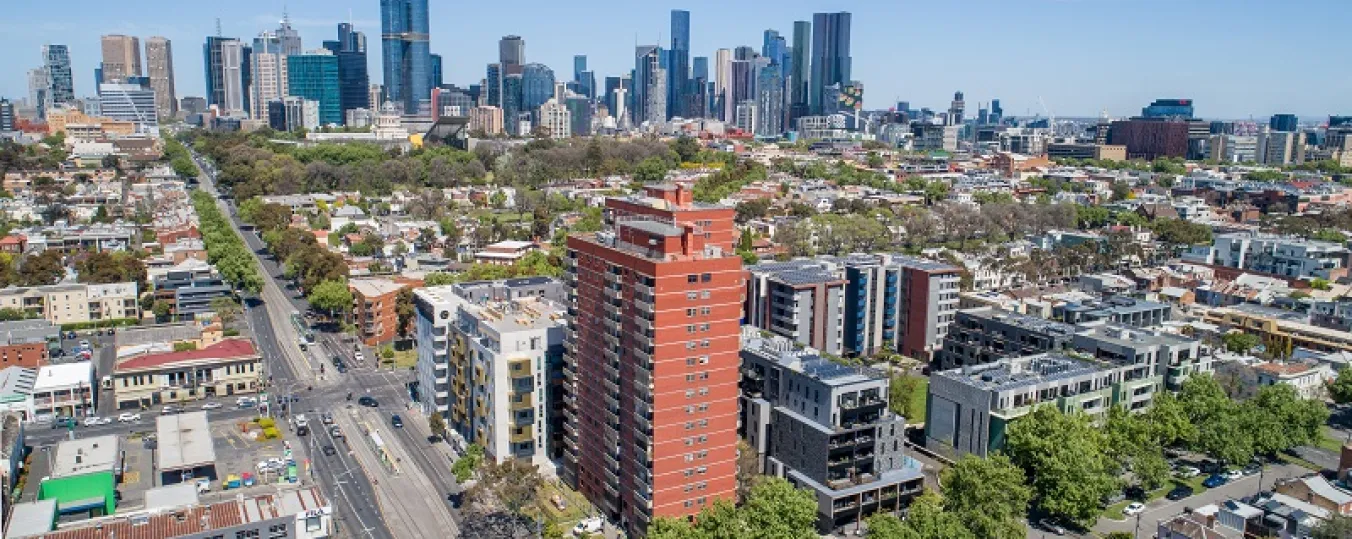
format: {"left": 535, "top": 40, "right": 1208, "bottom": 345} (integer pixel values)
{"left": 1004, "top": 405, "right": 1119, "bottom": 526}
{"left": 940, "top": 454, "right": 1030, "bottom": 539}
{"left": 209, "top": 296, "right": 242, "bottom": 326}
{"left": 307, "top": 280, "right": 353, "bottom": 319}
{"left": 1222, "top": 332, "right": 1261, "bottom": 354}
{"left": 1330, "top": 368, "right": 1352, "bottom": 404}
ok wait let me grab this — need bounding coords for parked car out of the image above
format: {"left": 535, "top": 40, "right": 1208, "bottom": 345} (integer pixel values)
{"left": 1174, "top": 466, "right": 1200, "bottom": 478}
{"left": 1202, "top": 474, "right": 1229, "bottom": 488}
{"left": 161, "top": 405, "right": 182, "bottom": 415}
{"left": 117, "top": 412, "right": 141, "bottom": 423}
{"left": 358, "top": 396, "right": 378, "bottom": 408}
{"left": 1037, "top": 518, "right": 1067, "bottom": 535}
{"left": 201, "top": 402, "right": 222, "bottom": 410}
{"left": 1224, "top": 469, "right": 1243, "bottom": 481}
{"left": 65, "top": 331, "right": 77, "bottom": 340}
{"left": 428, "top": 435, "right": 443, "bottom": 444}
{"left": 1166, "top": 485, "right": 1195, "bottom": 501}
{"left": 1122, "top": 502, "right": 1146, "bottom": 516}
{"left": 391, "top": 415, "right": 404, "bottom": 428}
{"left": 573, "top": 517, "right": 604, "bottom": 535}
{"left": 83, "top": 416, "right": 111, "bottom": 426}
{"left": 51, "top": 416, "right": 76, "bottom": 429}
{"left": 1242, "top": 462, "right": 1262, "bottom": 476}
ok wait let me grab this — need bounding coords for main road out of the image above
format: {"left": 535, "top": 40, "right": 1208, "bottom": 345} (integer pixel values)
{"left": 192, "top": 152, "right": 461, "bottom": 537}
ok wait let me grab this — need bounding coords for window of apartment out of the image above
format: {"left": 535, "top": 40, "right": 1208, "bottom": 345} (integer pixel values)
{"left": 686, "top": 374, "right": 696, "bottom": 382}
{"left": 700, "top": 307, "right": 711, "bottom": 315}
{"left": 688, "top": 275, "right": 699, "bottom": 284}
{"left": 686, "top": 358, "right": 697, "bottom": 366}
{"left": 687, "top": 308, "right": 697, "bottom": 317}
{"left": 685, "top": 389, "right": 695, "bottom": 398}
{"left": 699, "top": 356, "right": 709, "bottom": 365}
{"left": 701, "top": 291, "right": 711, "bottom": 299}
{"left": 698, "top": 388, "right": 709, "bottom": 396}
{"left": 700, "top": 323, "right": 710, "bottom": 332}
{"left": 698, "top": 419, "right": 708, "bottom": 428}
{"left": 701, "top": 273, "right": 712, "bottom": 282}
{"left": 687, "top": 292, "right": 698, "bottom": 300}
{"left": 700, "top": 340, "right": 709, "bottom": 348}
{"left": 697, "top": 404, "right": 708, "bottom": 412}
{"left": 698, "top": 496, "right": 707, "bottom": 505}
{"left": 687, "top": 325, "right": 696, "bottom": 334}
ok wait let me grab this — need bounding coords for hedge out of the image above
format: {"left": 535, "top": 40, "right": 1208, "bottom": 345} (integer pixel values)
{"left": 59, "top": 318, "right": 140, "bottom": 332}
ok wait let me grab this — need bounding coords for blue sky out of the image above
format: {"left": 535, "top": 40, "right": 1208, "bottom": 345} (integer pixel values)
{"left": 3, "top": 0, "right": 1349, "bottom": 120}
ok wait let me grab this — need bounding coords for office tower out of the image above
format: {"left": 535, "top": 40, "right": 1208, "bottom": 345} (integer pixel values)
{"left": 789, "top": 21, "right": 810, "bottom": 124}
{"left": 689, "top": 56, "right": 709, "bottom": 118}
{"left": 733, "top": 46, "right": 756, "bottom": 61}
{"left": 380, "top": 0, "right": 432, "bottom": 114}
{"left": 430, "top": 53, "right": 443, "bottom": 88}
{"left": 502, "top": 74, "right": 523, "bottom": 135}
{"left": 573, "top": 55, "right": 587, "bottom": 84}
{"left": 486, "top": 64, "right": 503, "bottom": 107}
{"left": 809, "top": 12, "right": 851, "bottom": 115}
{"left": 668, "top": 10, "right": 690, "bottom": 119}
{"left": 740, "top": 332, "right": 923, "bottom": 533}
{"left": 576, "top": 71, "right": 595, "bottom": 100}
{"left": 204, "top": 36, "right": 247, "bottom": 115}
{"left": 499, "top": 35, "right": 525, "bottom": 66}
{"left": 287, "top": 50, "right": 341, "bottom": 126}
{"left": 1269, "top": 114, "right": 1298, "bottom": 132}
{"left": 566, "top": 94, "right": 591, "bottom": 136}
{"left": 101, "top": 35, "right": 142, "bottom": 83}
{"left": 274, "top": 16, "right": 303, "bottom": 56}
{"left": 0, "top": 99, "right": 13, "bottom": 131}
{"left": 26, "top": 68, "right": 48, "bottom": 118}
{"left": 521, "top": 63, "right": 556, "bottom": 118}
{"left": 714, "top": 49, "right": 732, "bottom": 121}
{"left": 180, "top": 96, "right": 206, "bottom": 115}
{"left": 97, "top": 83, "right": 157, "bottom": 131}
{"left": 430, "top": 86, "right": 473, "bottom": 119}
{"left": 755, "top": 67, "right": 783, "bottom": 136}
{"left": 1141, "top": 98, "right": 1194, "bottom": 119}
{"left": 561, "top": 185, "right": 742, "bottom": 536}
{"left": 322, "top": 23, "right": 370, "bottom": 118}
{"left": 948, "top": 91, "right": 964, "bottom": 125}
{"left": 143, "top": 38, "right": 176, "bottom": 118}
{"left": 634, "top": 48, "right": 666, "bottom": 126}
{"left": 603, "top": 76, "right": 622, "bottom": 119}
{"left": 692, "top": 57, "right": 708, "bottom": 86}
{"left": 1256, "top": 127, "right": 1306, "bottom": 166}
{"left": 269, "top": 96, "right": 316, "bottom": 131}
{"left": 734, "top": 100, "right": 756, "bottom": 132}
{"left": 537, "top": 83, "right": 572, "bottom": 139}
{"left": 730, "top": 60, "right": 755, "bottom": 114}
{"left": 41, "top": 45, "right": 74, "bottom": 109}
{"left": 762, "top": 30, "right": 785, "bottom": 67}
{"left": 250, "top": 31, "right": 289, "bottom": 120}
{"left": 369, "top": 84, "right": 383, "bottom": 110}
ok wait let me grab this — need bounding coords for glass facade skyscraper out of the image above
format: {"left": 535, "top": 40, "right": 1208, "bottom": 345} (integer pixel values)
{"left": 323, "top": 23, "right": 370, "bottom": 119}
{"left": 789, "top": 21, "right": 811, "bottom": 123}
{"left": 42, "top": 45, "right": 74, "bottom": 108}
{"left": 809, "top": 12, "right": 851, "bottom": 115}
{"left": 380, "top": 0, "right": 431, "bottom": 114}
{"left": 486, "top": 64, "right": 502, "bottom": 107}
{"left": 502, "top": 74, "right": 523, "bottom": 135}
{"left": 1141, "top": 98, "right": 1194, "bottom": 119}
{"left": 668, "top": 10, "right": 690, "bottom": 120}
{"left": 287, "top": 52, "right": 341, "bottom": 126}
{"left": 521, "top": 63, "right": 556, "bottom": 112}
{"left": 430, "top": 53, "right": 443, "bottom": 88}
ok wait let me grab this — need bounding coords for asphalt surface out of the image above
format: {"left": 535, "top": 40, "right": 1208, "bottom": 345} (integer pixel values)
{"left": 194, "top": 153, "right": 462, "bottom": 537}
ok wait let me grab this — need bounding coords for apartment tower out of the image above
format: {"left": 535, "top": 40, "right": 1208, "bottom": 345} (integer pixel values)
{"left": 144, "top": 37, "right": 177, "bottom": 118}
{"left": 562, "top": 185, "right": 742, "bottom": 535}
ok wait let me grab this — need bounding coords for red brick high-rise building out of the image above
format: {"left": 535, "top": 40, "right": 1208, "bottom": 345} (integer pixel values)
{"left": 562, "top": 184, "right": 742, "bottom": 535}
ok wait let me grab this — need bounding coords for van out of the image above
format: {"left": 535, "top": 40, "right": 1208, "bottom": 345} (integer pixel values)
{"left": 101, "top": 376, "right": 112, "bottom": 390}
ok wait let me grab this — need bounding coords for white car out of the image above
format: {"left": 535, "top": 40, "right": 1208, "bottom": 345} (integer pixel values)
{"left": 1174, "top": 466, "right": 1200, "bottom": 478}
{"left": 1123, "top": 502, "right": 1146, "bottom": 516}
{"left": 1224, "top": 469, "right": 1243, "bottom": 481}
{"left": 83, "top": 416, "right": 107, "bottom": 426}
{"left": 201, "top": 402, "right": 223, "bottom": 410}
{"left": 117, "top": 412, "right": 141, "bottom": 423}
{"left": 573, "top": 517, "right": 603, "bottom": 535}
{"left": 354, "top": 352, "right": 365, "bottom": 362}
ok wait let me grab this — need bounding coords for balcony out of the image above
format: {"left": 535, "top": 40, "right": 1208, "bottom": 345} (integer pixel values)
{"left": 840, "top": 397, "right": 884, "bottom": 410}
{"left": 634, "top": 283, "right": 654, "bottom": 296}
{"left": 604, "top": 286, "right": 624, "bottom": 300}
{"left": 635, "top": 317, "right": 653, "bottom": 332}
{"left": 510, "top": 425, "right": 534, "bottom": 444}
{"left": 634, "top": 297, "right": 653, "bottom": 315}
{"left": 508, "top": 358, "right": 532, "bottom": 379}
{"left": 632, "top": 347, "right": 652, "bottom": 363}
{"left": 510, "top": 393, "right": 533, "bottom": 411}
{"left": 602, "top": 377, "right": 619, "bottom": 396}
{"left": 603, "top": 361, "right": 619, "bottom": 380}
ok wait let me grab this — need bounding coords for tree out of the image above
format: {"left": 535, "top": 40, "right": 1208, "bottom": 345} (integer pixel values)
{"left": 0, "top": 308, "right": 32, "bottom": 321}
{"left": 395, "top": 287, "right": 415, "bottom": 340}
{"left": 672, "top": 136, "right": 701, "bottom": 163}
{"left": 17, "top": 251, "right": 64, "bottom": 286}
{"left": 940, "top": 455, "right": 1030, "bottom": 539}
{"left": 1004, "top": 406, "right": 1118, "bottom": 526}
{"left": 736, "top": 439, "right": 759, "bottom": 502}
{"left": 308, "top": 280, "right": 353, "bottom": 318}
{"left": 634, "top": 156, "right": 670, "bottom": 184}
{"left": 1312, "top": 513, "right": 1352, "bottom": 539}
{"left": 649, "top": 477, "right": 817, "bottom": 539}
{"left": 429, "top": 412, "right": 447, "bottom": 439}
{"left": 463, "top": 459, "right": 545, "bottom": 538}
{"left": 451, "top": 444, "right": 484, "bottom": 482}
{"left": 865, "top": 491, "right": 975, "bottom": 539}
{"left": 1223, "top": 331, "right": 1261, "bottom": 354}
{"left": 1330, "top": 368, "right": 1352, "bottom": 405}
{"left": 209, "top": 296, "right": 242, "bottom": 326}
{"left": 75, "top": 251, "right": 146, "bottom": 287}
{"left": 1312, "top": 278, "right": 1333, "bottom": 291}
{"left": 867, "top": 152, "right": 885, "bottom": 168}
{"left": 888, "top": 373, "right": 926, "bottom": 422}
{"left": 152, "top": 300, "right": 172, "bottom": 321}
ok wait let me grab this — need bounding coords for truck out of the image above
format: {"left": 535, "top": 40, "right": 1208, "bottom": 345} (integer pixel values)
{"left": 292, "top": 414, "right": 310, "bottom": 436}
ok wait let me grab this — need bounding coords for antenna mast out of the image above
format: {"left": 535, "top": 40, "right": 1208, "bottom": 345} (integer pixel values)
{"left": 215, "top": 18, "right": 222, "bottom": 37}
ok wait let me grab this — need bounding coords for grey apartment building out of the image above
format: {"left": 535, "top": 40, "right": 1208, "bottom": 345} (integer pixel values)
{"left": 1053, "top": 296, "right": 1172, "bottom": 327}
{"left": 926, "top": 352, "right": 1163, "bottom": 457}
{"left": 1072, "top": 324, "right": 1209, "bottom": 390}
{"left": 745, "top": 259, "right": 846, "bottom": 356}
{"left": 739, "top": 329, "right": 924, "bottom": 534}
{"left": 935, "top": 308, "right": 1082, "bottom": 370}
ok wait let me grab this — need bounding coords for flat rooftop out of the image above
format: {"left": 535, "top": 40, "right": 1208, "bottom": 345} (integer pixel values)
{"left": 349, "top": 278, "right": 406, "bottom": 298}
{"left": 1077, "top": 324, "right": 1197, "bottom": 347}
{"left": 962, "top": 308, "right": 1081, "bottom": 336}
{"left": 938, "top": 353, "right": 1106, "bottom": 392}
{"left": 32, "top": 362, "right": 92, "bottom": 392}
{"left": 742, "top": 331, "right": 885, "bottom": 387}
{"left": 51, "top": 435, "right": 119, "bottom": 479}
{"left": 466, "top": 297, "right": 566, "bottom": 334}
{"left": 156, "top": 411, "right": 216, "bottom": 471}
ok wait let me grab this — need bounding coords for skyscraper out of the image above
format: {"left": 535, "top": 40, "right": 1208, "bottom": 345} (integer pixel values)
{"left": 633, "top": 45, "right": 661, "bottom": 125}
{"left": 42, "top": 44, "right": 74, "bottom": 108}
{"left": 274, "top": 16, "right": 303, "bottom": 56}
{"left": 521, "top": 63, "right": 556, "bottom": 113}
{"left": 690, "top": 56, "right": 709, "bottom": 118}
{"left": 0, "top": 99, "right": 14, "bottom": 131}
{"left": 323, "top": 23, "right": 370, "bottom": 118}
{"left": 562, "top": 186, "right": 742, "bottom": 537}
{"left": 430, "top": 53, "right": 443, "bottom": 88}
{"left": 1141, "top": 98, "right": 1194, "bottom": 119}
{"left": 380, "top": 0, "right": 432, "bottom": 114}
{"left": 573, "top": 55, "right": 587, "bottom": 84}
{"left": 990, "top": 99, "right": 1002, "bottom": 124}
{"left": 499, "top": 35, "right": 525, "bottom": 66}
{"left": 603, "top": 76, "right": 622, "bottom": 119}
{"left": 98, "top": 83, "right": 157, "bottom": 131}
{"left": 762, "top": 30, "right": 787, "bottom": 71}
{"left": 1269, "top": 114, "right": 1298, "bottom": 132}
{"left": 288, "top": 50, "right": 341, "bottom": 126}
{"left": 789, "top": 21, "right": 810, "bottom": 124}
{"left": 101, "top": 35, "right": 142, "bottom": 83}
{"left": 250, "top": 31, "right": 289, "bottom": 120}
{"left": 730, "top": 59, "right": 755, "bottom": 116}
{"left": 668, "top": 10, "right": 690, "bottom": 120}
{"left": 948, "top": 91, "right": 965, "bottom": 125}
{"left": 486, "top": 64, "right": 503, "bottom": 107}
{"left": 26, "top": 68, "right": 48, "bottom": 117}
{"left": 144, "top": 37, "right": 176, "bottom": 118}
{"left": 714, "top": 49, "right": 732, "bottom": 121}
{"left": 809, "top": 12, "right": 851, "bottom": 115}
{"left": 502, "top": 73, "right": 523, "bottom": 135}
{"left": 203, "top": 36, "right": 247, "bottom": 115}
{"left": 755, "top": 66, "right": 783, "bottom": 136}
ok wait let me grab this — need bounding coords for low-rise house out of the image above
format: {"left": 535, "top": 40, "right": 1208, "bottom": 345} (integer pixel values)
{"left": 0, "top": 367, "right": 36, "bottom": 419}
{"left": 473, "top": 240, "right": 541, "bottom": 266}
{"left": 1274, "top": 475, "right": 1352, "bottom": 516}
{"left": 1252, "top": 360, "right": 1332, "bottom": 399}
{"left": 0, "top": 319, "right": 57, "bottom": 368}
{"left": 32, "top": 362, "right": 95, "bottom": 419}
{"left": 111, "top": 339, "right": 262, "bottom": 409}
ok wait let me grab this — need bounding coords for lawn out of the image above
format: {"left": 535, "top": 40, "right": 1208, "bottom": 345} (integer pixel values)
{"left": 1276, "top": 451, "right": 1323, "bottom": 472}
{"left": 1317, "top": 427, "right": 1348, "bottom": 452}
{"left": 530, "top": 479, "right": 595, "bottom": 531}
{"left": 906, "top": 378, "right": 928, "bottom": 424}
{"left": 382, "top": 349, "right": 418, "bottom": 369}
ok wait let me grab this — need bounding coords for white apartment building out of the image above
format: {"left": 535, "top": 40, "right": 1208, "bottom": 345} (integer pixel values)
{"left": 31, "top": 361, "right": 95, "bottom": 419}
{"left": 0, "top": 282, "right": 139, "bottom": 325}
{"left": 415, "top": 283, "right": 565, "bottom": 468}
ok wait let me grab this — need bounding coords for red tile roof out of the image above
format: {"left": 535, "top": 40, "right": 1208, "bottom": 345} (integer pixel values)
{"left": 0, "top": 235, "right": 22, "bottom": 245}
{"left": 118, "top": 339, "right": 258, "bottom": 371}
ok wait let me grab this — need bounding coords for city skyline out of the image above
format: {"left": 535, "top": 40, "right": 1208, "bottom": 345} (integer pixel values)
{"left": 1, "top": 0, "right": 1350, "bottom": 119}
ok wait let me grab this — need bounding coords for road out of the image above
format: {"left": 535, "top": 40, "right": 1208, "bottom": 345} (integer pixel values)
{"left": 193, "top": 153, "right": 460, "bottom": 538}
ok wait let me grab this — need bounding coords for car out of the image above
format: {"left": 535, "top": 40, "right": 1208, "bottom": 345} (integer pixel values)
{"left": 336, "top": 364, "right": 348, "bottom": 374}
{"left": 391, "top": 415, "right": 404, "bottom": 428}
{"left": 195, "top": 478, "right": 210, "bottom": 493}
{"left": 322, "top": 445, "right": 337, "bottom": 456}
{"left": 51, "top": 417, "right": 76, "bottom": 429}
{"left": 354, "top": 352, "right": 365, "bottom": 362}
{"left": 446, "top": 492, "right": 463, "bottom": 508}
{"left": 1242, "top": 462, "right": 1262, "bottom": 476}
{"left": 1202, "top": 474, "right": 1229, "bottom": 488}
{"left": 1174, "top": 466, "right": 1201, "bottom": 478}
{"left": 1037, "top": 518, "right": 1067, "bottom": 535}
{"left": 428, "top": 435, "right": 443, "bottom": 444}
{"left": 78, "top": 340, "right": 90, "bottom": 348}
{"left": 1224, "top": 469, "right": 1243, "bottom": 481}
{"left": 201, "top": 402, "right": 222, "bottom": 410}
{"left": 83, "top": 416, "right": 111, "bottom": 426}
{"left": 65, "top": 331, "right": 77, "bottom": 340}
{"left": 117, "top": 412, "right": 141, "bottom": 423}
{"left": 1166, "top": 485, "right": 1195, "bottom": 501}
{"left": 358, "top": 396, "right": 378, "bottom": 408}
{"left": 106, "top": 328, "right": 116, "bottom": 336}
{"left": 161, "top": 405, "right": 182, "bottom": 415}
{"left": 329, "top": 426, "right": 344, "bottom": 439}
{"left": 321, "top": 413, "right": 334, "bottom": 425}
{"left": 331, "top": 356, "right": 344, "bottom": 366}
{"left": 574, "top": 517, "right": 604, "bottom": 535}
{"left": 1122, "top": 502, "right": 1146, "bottom": 517}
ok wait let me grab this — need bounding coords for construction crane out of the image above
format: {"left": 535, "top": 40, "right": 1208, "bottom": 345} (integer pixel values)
{"left": 1038, "top": 95, "right": 1054, "bottom": 127}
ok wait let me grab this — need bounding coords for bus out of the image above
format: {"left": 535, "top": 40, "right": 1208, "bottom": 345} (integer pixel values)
{"left": 290, "top": 311, "right": 315, "bottom": 345}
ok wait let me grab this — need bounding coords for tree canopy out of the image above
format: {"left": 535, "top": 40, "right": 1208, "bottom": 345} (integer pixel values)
{"left": 648, "top": 477, "right": 818, "bottom": 539}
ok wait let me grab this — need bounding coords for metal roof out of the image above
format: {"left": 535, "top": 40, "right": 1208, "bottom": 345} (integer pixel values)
{"left": 156, "top": 411, "right": 216, "bottom": 471}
